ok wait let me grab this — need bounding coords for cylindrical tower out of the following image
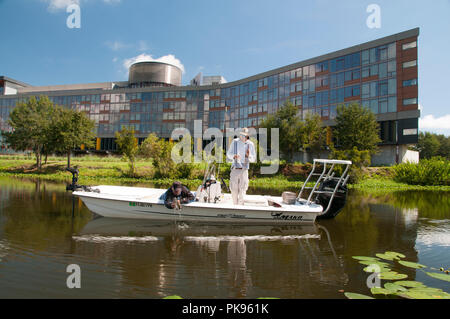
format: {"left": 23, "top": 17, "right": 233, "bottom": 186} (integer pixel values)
{"left": 128, "top": 61, "right": 182, "bottom": 87}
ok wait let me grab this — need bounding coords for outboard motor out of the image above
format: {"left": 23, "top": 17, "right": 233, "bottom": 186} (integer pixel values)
{"left": 297, "top": 159, "right": 352, "bottom": 220}
{"left": 65, "top": 167, "right": 99, "bottom": 193}
{"left": 315, "top": 179, "right": 348, "bottom": 219}
{"left": 66, "top": 167, "right": 80, "bottom": 191}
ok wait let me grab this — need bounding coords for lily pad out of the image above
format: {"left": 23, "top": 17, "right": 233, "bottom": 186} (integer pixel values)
{"left": 163, "top": 295, "right": 183, "bottom": 299}
{"left": 397, "top": 260, "right": 427, "bottom": 269}
{"left": 379, "top": 272, "right": 408, "bottom": 280}
{"left": 376, "top": 253, "right": 398, "bottom": 261}
{"left": 395, "top": 281, "right": 426, "bottom": 288}
{"left": 384, "top": 283, "right": 408, "bottom": 292}
{"left": 397, "top": 291, "right": 435, "bottom": 299}
{"left": 426, "top": 272, "right": 450, "bottom": 282}
{"left": 385, "top": 251, "right": 406, "bottom": 259}
{"left": 344, "top": 292, "right": 374, "bottom": 299}
{"left": 370, "top": 287, "right": 392, "bottom": 295}
{"left": 352, "top": 256, "right": 381, "bottom": 262}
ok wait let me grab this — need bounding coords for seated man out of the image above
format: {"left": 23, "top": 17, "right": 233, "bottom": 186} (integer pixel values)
{"left": 162, "top": 181, "right": 195, "bottom": 209}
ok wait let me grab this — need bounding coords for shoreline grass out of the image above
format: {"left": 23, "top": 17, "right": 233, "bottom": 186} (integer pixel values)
{"left": 1, "top": 155, "right": 449, "bottom": 193}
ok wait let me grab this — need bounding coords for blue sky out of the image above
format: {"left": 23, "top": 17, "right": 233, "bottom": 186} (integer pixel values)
{"left": 1, "top": 0, "right": 449, "bottom": 135}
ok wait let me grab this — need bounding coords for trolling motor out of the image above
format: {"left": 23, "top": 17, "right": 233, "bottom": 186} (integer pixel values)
{"left": 65, "top": 167, "right": 99, "bottom": 193}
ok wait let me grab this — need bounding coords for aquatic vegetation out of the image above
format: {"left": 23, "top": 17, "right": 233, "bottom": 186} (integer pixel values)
{"left": 347, "top": 251, "right": 450, "bottom": 299}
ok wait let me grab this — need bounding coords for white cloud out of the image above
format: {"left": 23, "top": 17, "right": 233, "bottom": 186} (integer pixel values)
{"left": 419, "top": 114, "right": 450, "bottom": 130}
{"left": 44, "top": 0, "right": 79, "bottom": 11}
{"left": 123, "top": 53, "right": 185, "bottom": 74}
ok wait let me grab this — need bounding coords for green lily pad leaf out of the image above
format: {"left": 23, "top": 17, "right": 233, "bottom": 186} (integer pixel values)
{"left": 376, "top": 253, "right": 398, "bottom": 261}
{"left": 163, "top": 295, "right": 183, "bottom": 299}
{"left": 352, "top": 256, "right": 381, "bottom": 262}
{"left": 344, "top": 292, "right": 375, "bottom": 299}
{"left": 379, "top": 272, "right": 408, "bottom": 280}
{"left": 395, "top": 281, "right": 426, "bottom": 288}
{"left": 363, "top": 266, "right": 391, "bottom": 273}
{"left": 426, "top": 272, "right": 450, "bottom": 282}
{"left": 397, "top": 260, "right": 427, "bottom": 269}
{"left": 385, "top": 251, "right": 406, "bottom": 259}
{"left": 397, "top": 291, "right": 436, "bottom": 299}
{"left": 384, "top": 283, "right": 408, "bottom": 292}
{"left": 370, "top": 287, "right": 392, "bottom": 295}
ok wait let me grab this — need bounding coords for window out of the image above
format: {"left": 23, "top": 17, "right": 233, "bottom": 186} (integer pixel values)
{"left": 388, "top": 78, "right": 397, "bottom": 95}
{"left": 379, "top": 46, "right": 388, "bottom": 61}
{"left": 378, "top": 81, "right": 388, "bottom": 96}
{"left": 388, "top": 43, "right": 396, "bottom": 59}
{"left": 403, "top": 78, "right": 417, "bottom": 87}
{"left": 362, "top": 83, "right": 370, "bottom": 98}
{"left": 403, "top": 98, "right": 418, "bottom": 105}
{"left": 379, "top": 63, "right": 387, "bottom": 78}
{"left": 379, "top": 98, "right": 388, "bottom": 113}
{"left": 403, "top": 60, "right": 417, "bottom": 69}
{"left": 388, "top": 61, "right": 396, "bottom": 77}
{"left": 362, "top": 50, "right": 370, "bottom": 65}
{"left": 388, "top": 96, "right": 397, "bottom": 112}
{"left": 362, "top": 67, "right": 370, "bottom": 78}
{"left": 402, "top": 41, "right": 417, "bottom": 50}
{"left": 316, "top": 62, "right": 328, "bottom": 73}
{"left": 370, "top": 99, "right": 378, "bottom": 114}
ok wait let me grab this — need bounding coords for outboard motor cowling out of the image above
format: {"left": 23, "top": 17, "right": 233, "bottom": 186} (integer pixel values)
{"left": 315, "top": 179, "right": 348, "bottom": 219}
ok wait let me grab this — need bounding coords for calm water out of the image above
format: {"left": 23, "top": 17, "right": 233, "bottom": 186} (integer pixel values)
{"left": 0, "top": 176, "right": 449, "bottom": 298}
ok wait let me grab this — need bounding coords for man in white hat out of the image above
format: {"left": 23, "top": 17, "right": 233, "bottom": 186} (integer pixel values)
{"left": 226, "top": 128, "right": 256, "bottom": 205}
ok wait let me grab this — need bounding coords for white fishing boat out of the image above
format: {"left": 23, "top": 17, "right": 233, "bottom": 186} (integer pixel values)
{"left": 69, "top": 159, "right": 352, "bottom": 225}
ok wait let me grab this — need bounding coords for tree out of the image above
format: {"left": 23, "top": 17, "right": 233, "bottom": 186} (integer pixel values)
{"left": 333, "top": 103, "right": 381, "bottom": 154}
{"left": 139, "top": 133, "right": 177, "bottom": 178}
{"left": 115, "top": 127, "right": 139, "bottom": 176}
{"left": 300, "top": 113, "right": 327, "bottom": 159}
{"left": 52, "top": 107, "right": 95, "bottom": 168}
{"left": 260, "top": 100, "right": 327, "bottom": 162}
{"left": 2, "top": 96, "right": 56, "bottom": 169}
{"left": 416, "top": 132, "right": 449, "bottom": 160}
{"left": 259, "top": 100, "right": 304, "bottom": 161}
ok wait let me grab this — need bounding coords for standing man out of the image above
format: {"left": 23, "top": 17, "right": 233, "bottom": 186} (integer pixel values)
{"left": 226, "top": 128, "right": 256, "bottom": 205}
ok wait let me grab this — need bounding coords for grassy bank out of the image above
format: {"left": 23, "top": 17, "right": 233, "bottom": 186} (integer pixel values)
{"left": 1, "top": 154, "right": 449, "bottom": 193}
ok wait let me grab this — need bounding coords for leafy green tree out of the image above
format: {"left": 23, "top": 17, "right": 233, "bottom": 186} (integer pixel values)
{"left": 416, "top": 132, "right": 449, "bottom": 160}
{"left": 330, "top": 103, "right": 381, "bottom": 182}
{"left": 259, "top": 100, "right": 304, "bottom": 161}
{"left": 333, "top": 103, "right": 381, "bottom": 155}
{"left": 115, "top": 127, "right": 139, "bottom": 176}
{"left": 52, "top": 107, "right": 95, "bottom": 168}
{"left": 260, "top": 101, "right": 327, "bottom": 162}
{"left": 2, "top": 96, "right": 56, "bottom": 169}
{"left": 139, "top": 133, "right": 178, "bottom": 178}
{"left": 300, "top": 113, "right": 326, "bottom": 159}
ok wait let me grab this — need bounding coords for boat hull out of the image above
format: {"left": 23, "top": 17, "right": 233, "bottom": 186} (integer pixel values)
{"left": 74, "top": 186, "right": 321, "bottom": 225}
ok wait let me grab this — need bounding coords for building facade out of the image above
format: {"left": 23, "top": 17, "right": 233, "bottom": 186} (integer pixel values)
{"left": 0, "top": 28, "right": 420, "bottom": 164}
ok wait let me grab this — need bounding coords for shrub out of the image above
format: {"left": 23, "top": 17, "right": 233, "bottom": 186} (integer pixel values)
{"left": 280, "top": 163, "right": 313, "bottom": 180}
{"left": 393, "top": 157, "right": 450, "bottom": 186}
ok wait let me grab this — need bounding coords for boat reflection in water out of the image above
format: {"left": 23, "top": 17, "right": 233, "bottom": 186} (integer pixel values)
{"left": 74, "top": 217, "right": 348, "bottom": 298}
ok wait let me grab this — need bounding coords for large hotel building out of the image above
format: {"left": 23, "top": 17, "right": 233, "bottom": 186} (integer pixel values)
{"left": 0, "top": 28, "right": 419, "bottom": 165}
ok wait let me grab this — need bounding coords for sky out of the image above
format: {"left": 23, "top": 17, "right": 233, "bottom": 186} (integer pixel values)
{"left": 0, "top": 0, "right": 449, "bottom": 135}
